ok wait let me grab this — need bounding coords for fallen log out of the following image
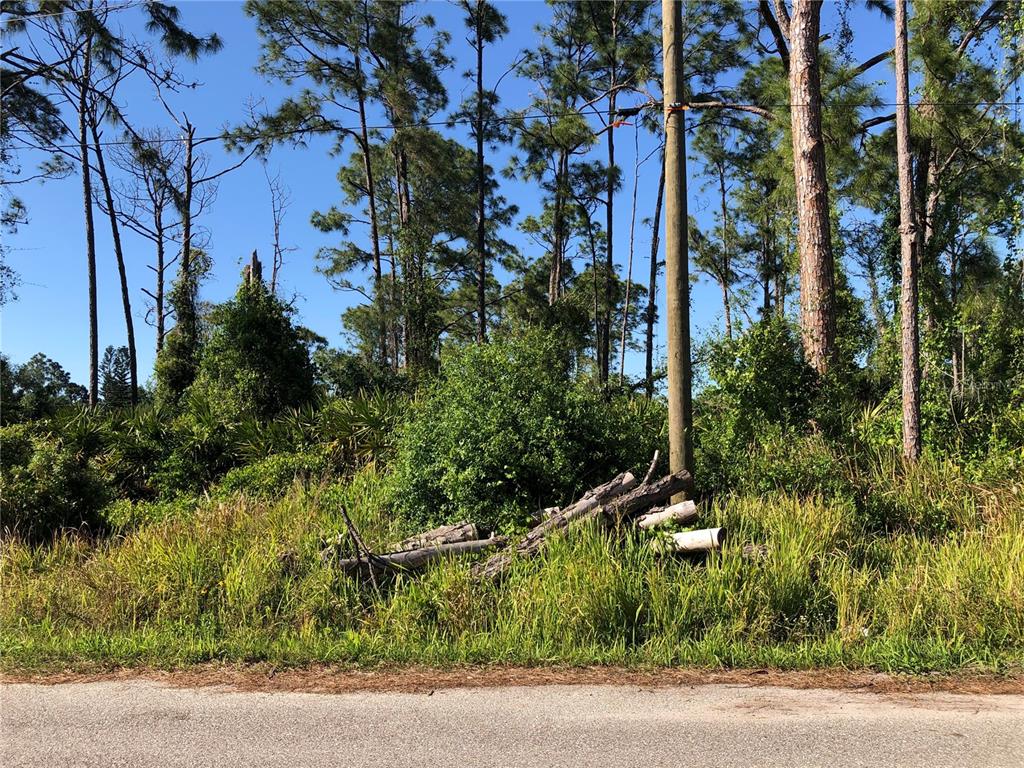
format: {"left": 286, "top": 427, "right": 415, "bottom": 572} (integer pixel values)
{"left": 396, "top": 521, "right": 479, "bottom": 551}
{"left": 653, "top": 526, "right": 726, "bottom": 554}
{"left": 599, "top": 471, "right": 694, "bottom": 526}
{"left": 471, "top": 471, "right": 639, "bottom": 580}
{"left": 636, "top": 500, "right": 698, "bottom": 529}
{"left": 473, "top": 470, "right": 693, "bottom": 581}
{"left": 339, "top": 536, "right": 507, "bottom": 579}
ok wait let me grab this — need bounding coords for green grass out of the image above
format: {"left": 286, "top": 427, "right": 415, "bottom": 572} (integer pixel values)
{"left": 2, "top": 458, "right": 1023, "bottom": 674}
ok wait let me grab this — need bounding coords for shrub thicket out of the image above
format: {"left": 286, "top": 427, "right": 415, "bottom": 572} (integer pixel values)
{"left": 0, "top": 424, "right": 109, "bottom": 539}
{"left": 388, "top": 329, "right": 665, "bottom": 532}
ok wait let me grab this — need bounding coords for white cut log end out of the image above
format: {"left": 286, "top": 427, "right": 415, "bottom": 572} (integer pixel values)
{"left": 637, "top": 500, "right": 698, "bottom": 529}
{"left": 655, "top": 526, "right": 726, "bottom": 553}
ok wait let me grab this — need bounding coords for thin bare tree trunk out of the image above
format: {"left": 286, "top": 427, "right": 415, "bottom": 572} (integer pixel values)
{"left": 354, "top": 50, "right": 386, "bottom": 365}
{"left": 78, "top": 38, "right": 99, "bottom": 406}
{"left": 894, "top": 0, "right": 921, "bottom": 460}
{"left": 602, "top": 0, "right": 619, "bottom": 385}
{"left": 154, "top": 211, "right": 166, "bottom": 354}
{"left": 474, "top": 3, "right": 488, "bottom": 343}
{"left": 181, "top": 123, "right": 194, "bottom": 280}
{"left": 788, "top": 0, "right": 836, "bottom": 374}
{"left": 619, "top": 125, "right": 640, "bottom": 384}
{"left": 645, "top": 152, "right": 665, "bottom": 398}
{"left": 91, "top": 118, "right": 139, "bottom": 406}
{"left": 717, "top": 159, "right": 732, "bottom": 340}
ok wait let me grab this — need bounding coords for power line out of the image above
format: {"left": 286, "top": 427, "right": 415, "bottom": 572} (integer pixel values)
{"left": 1, "top": 1, "right": 145, "bottom": 23}
{"left": 7, "top": 99, "right": 1024, "bottom": 153}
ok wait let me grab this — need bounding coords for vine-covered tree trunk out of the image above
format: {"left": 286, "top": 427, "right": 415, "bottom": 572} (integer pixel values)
{"left": 788, "top": 0, "right": 836, "bottom": 374}
{"left": 549, "top": 151, "right": 568, "bottom": 305}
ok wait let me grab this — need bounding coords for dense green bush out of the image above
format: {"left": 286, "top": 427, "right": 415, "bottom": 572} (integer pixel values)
{"left": 695, "top": 319, "right": 824, "bottom": 496}
{"left": 0, "top": 424, "right": 109, "bottom": 539}
{"left": 388, "top": 329, "right": 665, "bottom": 532}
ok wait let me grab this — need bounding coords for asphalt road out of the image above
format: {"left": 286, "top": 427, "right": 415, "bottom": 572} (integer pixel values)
{"left": 2, "top": 679, "right": 1023, "bottom": 767}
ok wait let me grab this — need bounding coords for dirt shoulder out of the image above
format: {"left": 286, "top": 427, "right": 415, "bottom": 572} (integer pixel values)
{"left": 4, "top": 664, "right": 1024, "bottom": 696}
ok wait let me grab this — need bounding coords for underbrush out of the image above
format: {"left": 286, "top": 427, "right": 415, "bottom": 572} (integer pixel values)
{"left": 3, "top": 458, "right": 1022, "bottom": 674}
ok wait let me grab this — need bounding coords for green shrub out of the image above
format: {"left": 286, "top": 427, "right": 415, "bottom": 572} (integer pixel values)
{"left": 695, "top": 426, "right": 853, "bottom": 500}
{"left": 699, "top": 318, "right": 817, "bottom": 435}
{"left": 0, "top": 424, "right": 109, "bottom": 539}
{"left": 100, "top": 496, "right": 197, "bottom": 533}
{"left": 388, "top": 329, "right": 664, "bottom": 532}
{"left": 148, "top": 392, "right": 239, "bottom": 498}
{"left": 216, "top": 450, "right": 333, "bottom": 498}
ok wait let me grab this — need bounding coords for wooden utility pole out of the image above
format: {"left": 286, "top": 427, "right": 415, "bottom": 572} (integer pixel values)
{"left": 894, "top": 0, "right": 922, "bottom": 460}
{"left": 662, "top": 0, "right": 693, "bottom": 480}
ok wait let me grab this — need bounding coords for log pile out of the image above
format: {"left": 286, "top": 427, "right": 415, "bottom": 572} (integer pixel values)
{"left": 322, "top": 456, "right": 734, "bottom": 581}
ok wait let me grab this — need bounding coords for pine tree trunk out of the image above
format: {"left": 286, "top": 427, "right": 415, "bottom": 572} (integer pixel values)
{"left": 474, "top": 5, "right": 488, "bottom": 343}
{"left": 91, "top": 118, "right": 138, "bottom": 406}
{"left": 894, "top": 0, "right": 922, "bottom": 460}
{"left": 78, "top": 41, "right": 99, "bottom": 407}
{"left": 788, "top": 0, "right": 836, "bottom": 374}
{"left": 645, "top": 153, "right": 665, "bottom": 398}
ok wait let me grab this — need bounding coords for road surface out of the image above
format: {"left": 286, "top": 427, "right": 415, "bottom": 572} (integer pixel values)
{"left": 2, "top": 679, "right": 1023, "bottom": 767}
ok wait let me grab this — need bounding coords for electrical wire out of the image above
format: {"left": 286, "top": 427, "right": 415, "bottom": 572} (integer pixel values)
{"left": 7, "top": 99, "right": 1024, "bottom": 153}
{"left": 2, "top": 1, "right": 145, "bottom": 24}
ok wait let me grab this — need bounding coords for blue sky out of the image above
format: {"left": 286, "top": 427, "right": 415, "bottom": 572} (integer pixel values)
{"left": 3, "top": 0, "right": 893, "bottom": 386}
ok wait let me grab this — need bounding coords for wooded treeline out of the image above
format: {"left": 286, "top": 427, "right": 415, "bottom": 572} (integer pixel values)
{"left": 3, "top": 0, "right": 1024, "bottom": 462}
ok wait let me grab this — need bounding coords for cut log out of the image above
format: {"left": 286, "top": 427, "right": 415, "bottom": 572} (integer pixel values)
{"left": 654, "top": 526, "right": 726, "bottom": 554}
{"left": 637, "top": 500, "right": 698, "bottom": 529}
{"left": 471, "top": 471, "right": 639, "bottom": 580}
{"left": 598, "top": 471, "right": 694, "bottom": 526}
{"left": 339, "top": 536, "right": 506, "bottom": 578}
{"left": 396, "top": 521, "right": 479, "bottom": 551}
{"left": 473, "top": 470, "right": 693, "bottom": 581}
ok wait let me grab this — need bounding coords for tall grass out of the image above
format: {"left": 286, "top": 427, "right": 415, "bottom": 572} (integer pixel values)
{"left": 2, "top": 459, "right": 1023, "bottom": 673}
